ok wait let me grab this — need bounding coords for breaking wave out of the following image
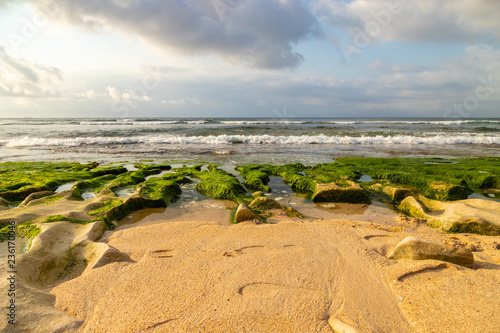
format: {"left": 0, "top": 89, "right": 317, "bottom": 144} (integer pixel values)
{"left": 5, "top": 134, "right": 500, "bottom": 147}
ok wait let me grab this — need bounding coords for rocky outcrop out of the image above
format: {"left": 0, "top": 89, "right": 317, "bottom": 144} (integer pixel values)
{"left": 424, "top": 181, "right": 469, "bottom": 201}
{"left": 252, "top": 191, "right": 266, "bottom": 198}
{"left": 398, "top": 195, "right": 500, "bottom": 235}
{"left": 20, "top": 191, "right": 55, "bottom": 206}
{"left": 388, "top": 236, "right": 474, "bottom": 268}
{"left": 249, "top": 197, "right": 305, "bottom": 218}
{"left": 369, "top": 183, "right": 414, "bottom": 202}
{"left": 312, "top": 181, "right": 370, "bottom": 204}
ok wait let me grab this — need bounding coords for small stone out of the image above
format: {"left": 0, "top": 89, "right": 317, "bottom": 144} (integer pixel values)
{"left": 234, "top": 203, "right": 259, "bottom": 223}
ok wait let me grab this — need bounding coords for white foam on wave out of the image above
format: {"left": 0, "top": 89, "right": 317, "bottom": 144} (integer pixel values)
{"left": 185, "top": 120, "right": 208, "bottom": 124}
{"left": 80, "top": 121, "right": 180, "bottom": 125}
{"left": 5, "top": 134, "right": 500, "bottom": 147}
{"left": 220, "top": 120, "right": 306, "bottom": 125}
{"left": 328, "top": 120, "right": 500, "bottom": 125}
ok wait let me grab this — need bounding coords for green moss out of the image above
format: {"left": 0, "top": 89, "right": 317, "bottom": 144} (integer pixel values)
{"left": 236, "top": 167, "right": 271, "bottom": 193}
{"left": 138, "top": 174, "right": 187, "bottom": 204}
{"left": 44, "top": 215, "right": 90, "bottom": 224}
{"left": 323, "top": 157, "right": 500, "bottom": 201}
{"left": 307, "top": 163, "right": 359, "bottom": 183}
{"left": 446, "top": 220, "right": 500, "bottom": 236}
{"left": 90, "top": 165, "right": 128, "bottom": 177}
{"left": 280, "top": 171, "right": 317, "bottom": 193}
{"left": 0, "top": 220, "right": 41, "bottom": 243}
{"left": 196, "top": 167, "right": 248, "bottom": 202}
{"left": 89, "top": 199, "right": 123, "bottom": 216}
{"left": 41, "top": 195, "right": 64, "bottom": 204}
{"left": 0, "top": 162, "right": 129, "bottom": 202}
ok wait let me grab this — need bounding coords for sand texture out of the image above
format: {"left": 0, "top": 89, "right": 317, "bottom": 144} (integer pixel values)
{"left": 3, "top": 217, "right": 488, "bottom": 333}
{"left": 1, "top": 206, "right": 500, "bottom": 332}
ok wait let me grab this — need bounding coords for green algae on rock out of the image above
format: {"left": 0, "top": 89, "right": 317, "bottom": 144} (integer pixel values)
{"left": 176, "top": 165, "right": 249, "bottom": 202}
{"left": 398, "top": 195, "right": 500, "bottom": 235}
{"left": 369, "top": 183, "right": 415, "bottom": 203}
{"left": 312, "top": 181, "right": 371, "bottom": 204}
{"left": 248, "top": 196, "right": 305, "bottom": 219}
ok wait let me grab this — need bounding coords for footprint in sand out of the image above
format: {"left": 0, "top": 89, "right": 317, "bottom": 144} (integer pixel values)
{"left": 237, "top": 282, "right": 320, "bottom": 298}
{"left": 222, "top": 244, "right": 298, "bottom": 257}
{"left": 149, "top": 249, "right": 175, "bottom": 259}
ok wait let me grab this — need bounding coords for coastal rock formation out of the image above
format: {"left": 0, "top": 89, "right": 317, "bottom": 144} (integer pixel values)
{"left": 388, "top": 236, "right": 474, "bottom": 268}
{"left": 424, "top": 181, "right": 469, "bottom": 201}
{"left": 312, "top": 181, "right": 370, "bottom": 204}
{"left": 398, "top": 195, "right": 500, "bottom": 235}
{"left": 249, "top": 196, "right": 305, "bottom": 218}
{"left": 369, "top": 183, "right": 414, "bottom": 203}
{"left": 234, "top": 203, "right": 260, "bottom": 223}
{"left": 0, "top": 197, "right": 9, "bottom": 211}
{"left": 252, "top": 191, "right": 266, "bottom": 198}
{"left": 20, "top": 190, "right": 55, "bottom": 206}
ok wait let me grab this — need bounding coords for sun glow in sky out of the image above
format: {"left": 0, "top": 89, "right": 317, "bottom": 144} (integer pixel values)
{"left": 0, "top": 0, "right": 499, "bottom": 118}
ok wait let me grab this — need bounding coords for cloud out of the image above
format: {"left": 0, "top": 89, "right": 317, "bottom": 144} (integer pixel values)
{"left": 0, "top": 45, "right": 63, "bottom": 97}
{"left": 315, "top": 0, "right": 500, "bottom": 44}
{"left": 106, "top": 86, "right": 151, "bottom": 102}
{"left": 21, "top": 0, "right": 323, "bottom": 69}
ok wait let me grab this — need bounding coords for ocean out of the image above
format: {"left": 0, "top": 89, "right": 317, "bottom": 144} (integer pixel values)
{"left": 1, "top": 117, "right": 499, "bottom": 164}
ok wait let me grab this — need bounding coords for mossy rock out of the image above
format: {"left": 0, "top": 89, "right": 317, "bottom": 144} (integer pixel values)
{"left": 0, "top": 220, "right": 41, "bottom": 243}
{"left": 424, "top": 181, "right": 469, "bottom": 201}
{"left": 195, "top": 168, "right": 248, "bottom": 202}
{"left": 242, "top": 170, "right": 271, "bottom": 193}
{"left": 369, "top": 183, "right": 415, "bottom": 203}
{"left": 249, "top": 197, "right": 305, "bottom": 219}
{"left": 233, "top": 203, "right": 260, "bottom": 223}
{"left": 428, "top": 217, "right": 500, "bottom": 236}
{"left": 20, "top": 191, "right": 55, "bottom": 206}
{"left": 397, "top": 196, "right": 430, "bottom": 220}
{"left": 280, "top": 171, "right": 317, "bottom": 193}
{"left": 312, "top": 181, "right": 370, "bottom": 204}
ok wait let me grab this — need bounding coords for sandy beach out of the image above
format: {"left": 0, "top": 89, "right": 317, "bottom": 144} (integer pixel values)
{"left": 2, "top": 210, "right": 499, "bottom": 332}
{"left": 1, "top": 159, "right": 499, "bottom": 332}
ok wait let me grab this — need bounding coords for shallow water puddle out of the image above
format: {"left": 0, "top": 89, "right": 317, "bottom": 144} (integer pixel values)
{"left": 81, "top": 191, "right": 96, "bottom": 201}
{"left": 55, "top": 182, "right": 75, "bottom": 193}
{"left": 359, "top": 174, "right": 373, "bottom": 182}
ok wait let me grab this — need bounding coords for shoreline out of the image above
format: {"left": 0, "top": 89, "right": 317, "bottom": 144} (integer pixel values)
{"left": 1, "top": 157, "right": 500, "bottom": 332}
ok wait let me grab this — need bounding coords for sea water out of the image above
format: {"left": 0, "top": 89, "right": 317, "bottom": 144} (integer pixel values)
{"left": 0, "top": 117, "right": 499, "bottom": 164}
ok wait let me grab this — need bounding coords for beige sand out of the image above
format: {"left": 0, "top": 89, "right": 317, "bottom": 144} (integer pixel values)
{"left": 2, "top": 203, "right": 500, "bottom": 332}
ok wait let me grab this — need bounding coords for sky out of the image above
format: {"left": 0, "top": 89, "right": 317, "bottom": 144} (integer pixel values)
{"left": 0, "top": 0, "right": 499, "bottom": 119}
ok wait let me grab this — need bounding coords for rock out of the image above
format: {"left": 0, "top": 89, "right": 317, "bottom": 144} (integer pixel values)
{"left": 252, "top": 191, "right": 266, "bottom": 198}
{"left": 398, "top": 196, "right": 429, "bottom": 220}
{"left": 20, "top": 191, "right": 55, "bottom": 206}
{"left": 0, "top": 197, "right": 9, "bottom": 211}
{"left": 234, "top": 203, "right": 259, "bottom": 223}
{"left": 398, "top": 195, "right": 500, "bottom": 235}
{"left": 424, "top": 181, "right": 469, "bottom": 201}
{"left": 369, "top": 183, "right": 414, "bottom": 202}
{"left": 249, "top": 196, "right": 282, "bottom": 210}
{"left": 312, "top": 181, "right": 370, "bottom": 204}
{"left": 249, "top": 197, "right": 305, "bottom": 218}
{"left": 388, "top": 236, "right": 474, "bottom": 268}
{"left": 0, "top": 186, "right": 49, "bottom": 201}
